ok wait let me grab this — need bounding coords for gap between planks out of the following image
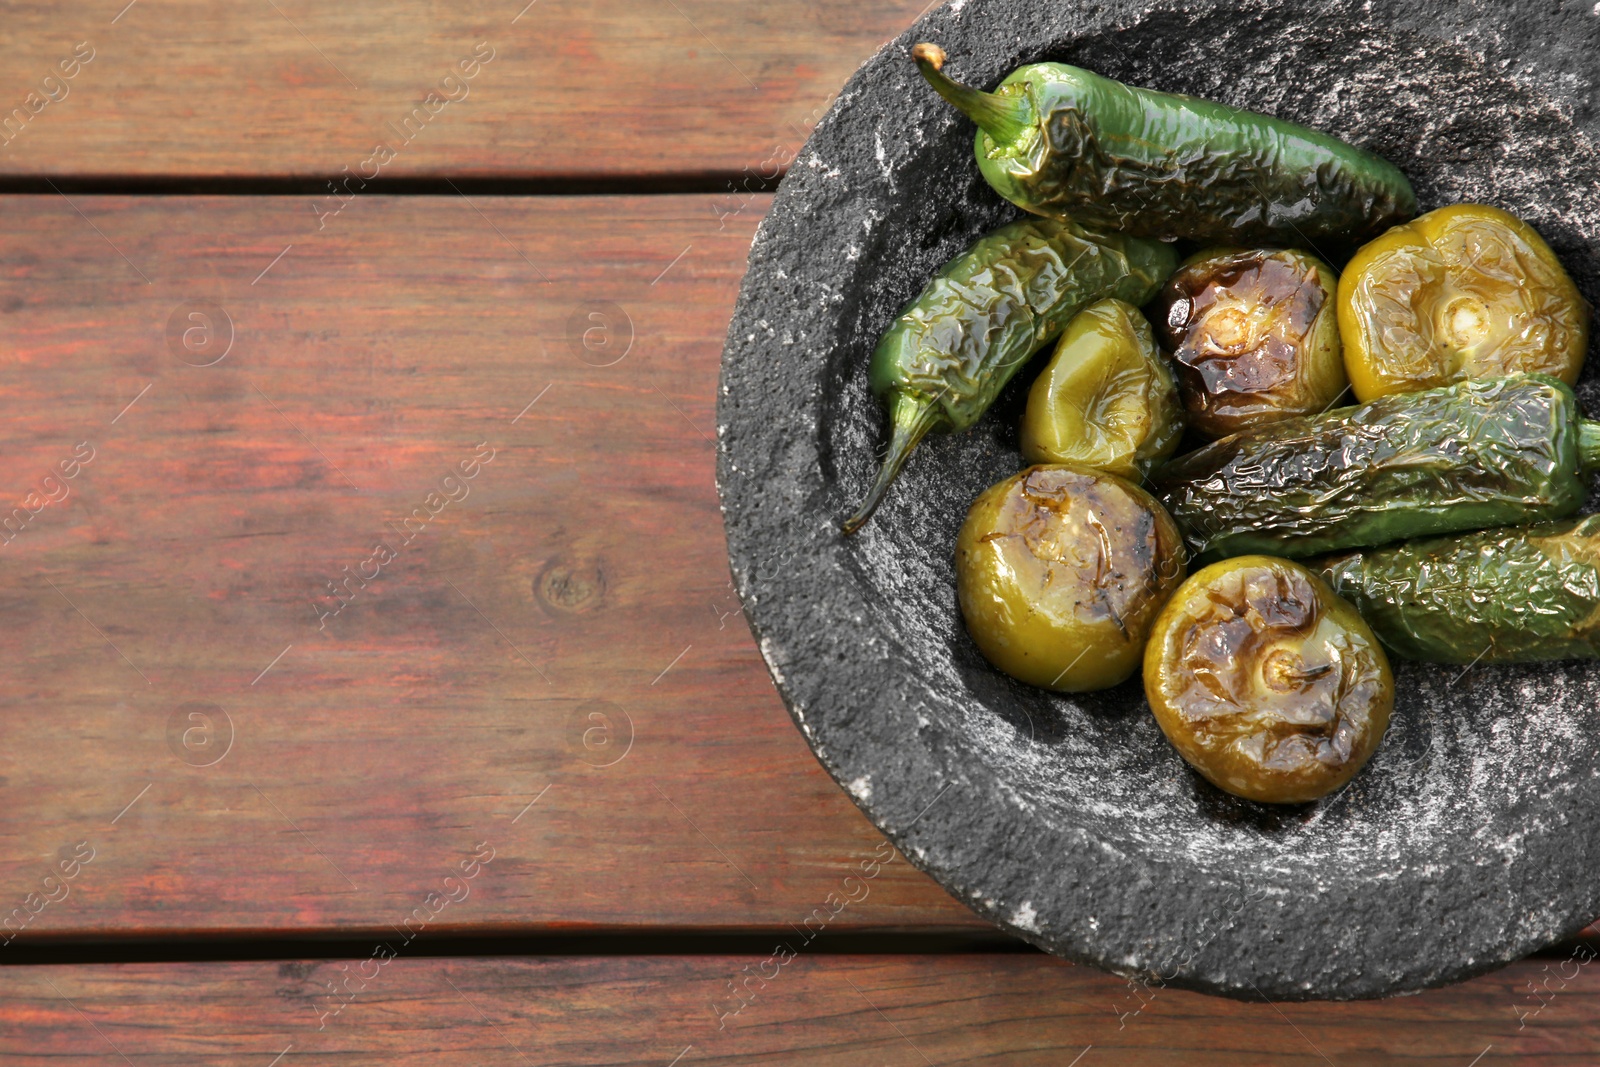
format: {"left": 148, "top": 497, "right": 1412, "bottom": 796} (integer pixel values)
{"left": 0, "top": 928, "right": 1031, "bottom": 966}
{"left": 0, "top": 173, "right": 785, "bottom": 197}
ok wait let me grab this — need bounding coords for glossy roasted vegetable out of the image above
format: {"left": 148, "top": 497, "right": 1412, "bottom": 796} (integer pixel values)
{"left": 911, "top": 42, "right": 1416, "bottom": 248}
{"left": 1319, "top": 515, "right": 1600, "bottom": 664}
{"left": 1144, "top": 556, "right": 1393, "bottom": 804}
{"left": 843, "top": 217, "right": 1177, "bottom": 533}
{"left": 956, "top": 464, "right": 1186, "bottom": 692}
{"left": 1339, "top": 204, "right": 1589, "bottom": 401}
{"left": 1152, "top": 247, "right": 1347, "bottom": 438}
{"left": 1156, "top": 375, "right": 1600, "bottom": 562}
{"left": 1020, "top": 298, "right": 1184, "bottom": 477}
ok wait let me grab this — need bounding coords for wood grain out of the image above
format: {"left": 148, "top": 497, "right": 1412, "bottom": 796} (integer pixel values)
{"left": 0, "top": 0, "right": 929, "bottom": 180}
{"left": 0, "top": 191, "right": 984, "bottom": 938}
{"left": 3, "top": 952, "right": 1597, "bottom": 1064}
{"left": 4, "top": 0, "right": 1588, "bottom": 1055}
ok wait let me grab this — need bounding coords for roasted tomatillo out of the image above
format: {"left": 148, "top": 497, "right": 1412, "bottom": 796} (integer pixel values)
{"left": 956, "top": 465, "right": 1186, "bottom": 692}
{"left": 1143, "top": 556, "right": 1393, "bottom": 804}
{"left": 1153, "top": 248, "right": 1346, "bottom": 438}
{"left": 1339, "top": 204, "right": 1589, "bottom": 401}
{"left": 1020, "top": 298, "right": 1184, "bottom": 477}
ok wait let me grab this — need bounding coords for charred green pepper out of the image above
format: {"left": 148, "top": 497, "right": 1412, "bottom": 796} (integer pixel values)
{"left": 1319, "top": 516, "right": 1600, "bottom": 664}
{"left": 911, "top": 43, "right": 1417, "bottom": 248}
{"left": 1144, "top": 556, "right": 1393, "bottom": 804}
{"left": 1020, "top": 297, "right": 1184, "bottom": 478}
{"left": 843, "top": 216, "right": 1177, "bottom": 533}
{"left": 1156, "top": 374, "right": 1600, "bottom": 562}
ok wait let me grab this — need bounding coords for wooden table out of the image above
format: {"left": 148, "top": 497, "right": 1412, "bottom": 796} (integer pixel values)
{"left": 0, "top": 2, "right": 1595, "bottom": 1062}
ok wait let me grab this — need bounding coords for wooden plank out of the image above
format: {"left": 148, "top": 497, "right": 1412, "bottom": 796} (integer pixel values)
{"left": 3, "top": 953, "right": 1596, "bottom": 1064}
{"left": 0, "top": 0, "right": 928, "bottom": 179}
{"left": 0, "top": 191, "right": 983, "bottom": 938}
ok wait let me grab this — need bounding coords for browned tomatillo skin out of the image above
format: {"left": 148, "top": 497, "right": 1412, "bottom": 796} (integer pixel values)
{"left": 1143, "top": 556, "right": 1393, "bottom": 804}
{"left": 1153, "top": 248, "right": 1347, "bottom": 438}
{"left": 957, "top": 465, "right": 1186, "bottom": 692}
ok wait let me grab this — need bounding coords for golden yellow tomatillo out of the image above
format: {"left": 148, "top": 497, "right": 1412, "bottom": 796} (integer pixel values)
{"left": 1338, "top": 204, "right": 1589, "bottom": 401}
{"left": 1152, "top": 247, "right": 1347, "bottom": 438}
{"left": 956, "top": 465, "right": 1186, "bottom": 692}
{"left": 1143, "top": 556, "right": 1394, "bottom": 804}
{"left": 1020, "top": 298, "right": 1184, "bottom": 478}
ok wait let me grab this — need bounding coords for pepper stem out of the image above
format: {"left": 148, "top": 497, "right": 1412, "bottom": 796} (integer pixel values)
{"left": 842, "top": 394, "right": 942, "bottom": 535}
{"left": 1580, "top": 419, "right": 1600, "bottom": 471}
{"left": 911, "top": 42, "right": 1034, "bottom": 148}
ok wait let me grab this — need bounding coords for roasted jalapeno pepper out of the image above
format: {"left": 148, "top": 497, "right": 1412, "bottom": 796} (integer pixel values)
{"left": 911, "top": 43, "right": 1416, "bottom": 248}
{"left": 956, "top": 464, "right": 1186, "bottom": 692}
{"left": 1144, "top": 556, "right": 1394, "bottom": 804}
{"left": 843, "top": 216, "right": 1177, "bottom": 534}
{"left": 1339, "top": 204, "right": 1590, "bottom": 401}
{"left": 1020, "top": 298, "right": 1184, "bottom": 477}
{"left": 1156, "top": 375, "right": 1600, "bottom": 562}
{"left": 1319, "top": 515, "right": 1600, "bottom": 665}
{"left": 1152, "top": 248, "right": 1347, "bottom": 438}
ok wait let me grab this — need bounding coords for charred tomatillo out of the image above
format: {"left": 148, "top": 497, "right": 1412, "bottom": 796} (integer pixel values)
{"left": 1143, "top": 556, "right": 1393, "bottom": 804}
{"left": 956, "top": 464, "right": 1186, "bottom": 692}
{"left": 1153, "top": 248, "right": 1347, "bottom": 438}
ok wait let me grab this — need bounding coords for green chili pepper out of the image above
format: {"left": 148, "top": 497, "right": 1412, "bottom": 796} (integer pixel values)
{"left": 843, "top": 215, "right": 1177, "bottom": 534}
{"left": 1319, "top": 516, "right": 1600, "bottom": 664}
{"left": 911, "top": 43, "right": 1417, "bottom": 248}
{"left": 1155, "top": 374, "right": 1600, "bottom": 562}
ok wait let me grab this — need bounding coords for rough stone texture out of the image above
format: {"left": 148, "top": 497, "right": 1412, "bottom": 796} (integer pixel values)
{"left": 716, "top": 0, "right": 1600, "bottom": 1000}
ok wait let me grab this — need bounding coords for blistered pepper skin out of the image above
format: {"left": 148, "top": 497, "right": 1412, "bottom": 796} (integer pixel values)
{"left": 912, "top": 44, "right": 1417, "bottom": 248}
{"left": 956, "top": 465, "right": 1186, "bottom": 692}
{"left": 1144, "top": 556, "right": 1394, "bottom": 804}
{"left": 1156, "top": 375, "right": 1600, "bottom": 563}
{"left": 1319, "top": 515, "right": 1600, "bottom": 665}
{"left": 843, "top": 216, "right": 1177, "bottom": 533}
{"left": 1153, "top": 247, "right": 1347, "bottom": 438}
{"left": 1339, "top": 204, "right": 1589, "bottom": 401}
{"left": 1020, "top": 298, "right": 1184, "bottom": 477}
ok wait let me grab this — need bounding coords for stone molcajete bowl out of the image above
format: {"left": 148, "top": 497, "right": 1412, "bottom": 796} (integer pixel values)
{"left": 716, "top": 0, "right": 1600, "bottom": 1000}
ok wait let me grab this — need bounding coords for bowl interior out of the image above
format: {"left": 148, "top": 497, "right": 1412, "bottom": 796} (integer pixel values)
{"left": 828, "top": 4, "right": 1600, "bottom": 881}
